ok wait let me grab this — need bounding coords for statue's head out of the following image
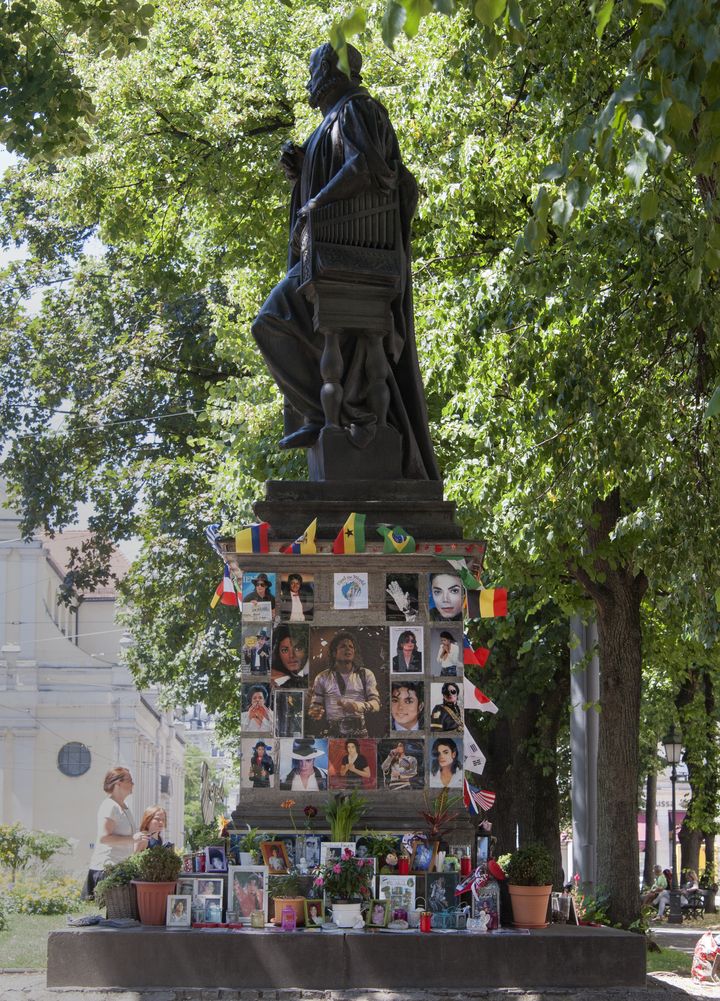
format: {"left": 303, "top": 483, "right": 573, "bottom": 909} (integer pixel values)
{"left": 306, "top": 43, "right": 362, "bottom": 108}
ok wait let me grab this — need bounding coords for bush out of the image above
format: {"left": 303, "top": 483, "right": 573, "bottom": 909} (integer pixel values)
{"left": 135, "top": 845, "right": 182, "bottom": 883}
{"left": 0, "top": 895, "right": 7, "bottom": 930}
{"left": 504, "top": 843, "right": 553, "bottom": 886}
{"left": 0, "top": 823, "right": 71, "bottom": 882}
{"left": 94, "top": 856, "right": 141, "bottom": 907}
{"left": 5, "top": 875, "right": 83, "bottom": 915}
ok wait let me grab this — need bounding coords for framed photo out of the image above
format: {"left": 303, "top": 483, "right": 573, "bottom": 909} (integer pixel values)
{"left": 241, "top": 737, "right": 277, "bottom": 789}
{"left": 306, "top": 626, "right": 389, "bottom": 739}
{"left": 430, "top": 681, "right": 463, "bottom": 733}
{"left": 279, "top": 572, "right": 314, "bottom": 622}
{"left": 385, "top": 573, "right": 419, "bottom": 622}
{"left": 429, "top": 736, "right": 464, "bottom": 788}
{"left": 411, "top": 840, "right": 438, "bottom": 873}
{"left": 427, "top": 872, "right": 460, "bottom": 912}
{"left": 472, "top": 889, "right": 500, "bottom": 930}
{"left": 304, "top": 898, "right": 325, "bottom": 927}
{"left": 390, "top": 679, "right": 424, "bottom": 733}
{"left": 366, "top": 898, "right": 390, "bottom": 928}
{"left": 176, "top": 877, "right": 195, "bottom": 897}
{"left": 278, "top": 736, "right": 329, "bottom": 791}
{"left": 261, "top": 840, "right": 290, "bottom": 874}
{"left": 277, "top": 835, "right": 297, "bottom": 868}
{"left": 195, "top": 877, "right": 224, "bottom": 898}
{"left": 274, "top": 690, "right": 304, "bottom": 737}
{"left": 320, "top": 841, "right": 356, "bottom": 865}
{"left": 377, "top": 738, "right": 425, "bottom": 790}
{"left": 205, "top": 845, "right": 227, "bottom": 872}
{"left": 428, "top": 571, "right": 464, "bottom": 622}
{"left": 328, "top": 737, "right": 378, "bottom": 790}
{"left": 166, "top": 894, "right": 191, "bottom": 927}
{"left": 390, "top": 625, "right": 423, "bottom": 673}
{"left": 303, "top": 834, "right": 323, "bottom": 867}
{"left": 476, "top": 835, "right": 490, "bottom": 864}
{"left": 378, "top": 874, "right": 416, "bottom": 912}
{"left": 271, "top": 624, "right": 310, "bottom": 690}
{"left": 228, "top": 865, "right": 269, "bottom": 925}
{"left": 241, "top": 571, "right": 276, "bottom": 621}
{"left": 430, "top": 626, "right": 464, "bottom": 677}
{"left": 333, "top": 572, "right": 369, "bottom": 610}
{"left": 241, "top": 623, "right": 272, "bottom": 675}
{"left": 202, "top": 894, "right": 223, "bottom": 922}
{"left": 241, "top": 682, "right": 273, "bottom": 734}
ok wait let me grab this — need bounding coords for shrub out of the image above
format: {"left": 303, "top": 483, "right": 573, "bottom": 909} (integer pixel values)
{"left": 0, "top": 895, "right": 7, "bottom": 930}
{"left": 0, "top": 823, "right": 71, "bottom": 882}
{"left": 94, "top": 856, "right": 141, "bottom": 907}
{"left": 504, "top": 843, "right": 553, "bottom": 886}
{"left": 135, "top": 845, "right": 182, "bottom": 882}
{"left": 6, "top": 875, "right": 83, "bottom": 914}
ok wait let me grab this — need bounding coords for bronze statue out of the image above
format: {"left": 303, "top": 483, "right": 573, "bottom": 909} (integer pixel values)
{"left": 252, "top": 44, "right": 439, "bottom": 481}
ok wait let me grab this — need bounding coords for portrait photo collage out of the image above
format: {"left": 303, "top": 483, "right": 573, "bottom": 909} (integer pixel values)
{"left": 238, "top": 568, "right": 468, "bottom": 795}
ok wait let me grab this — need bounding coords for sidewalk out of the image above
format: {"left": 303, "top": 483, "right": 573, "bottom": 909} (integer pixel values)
{"left": 2, "top": 971, "right": 720, "bottom": 1001}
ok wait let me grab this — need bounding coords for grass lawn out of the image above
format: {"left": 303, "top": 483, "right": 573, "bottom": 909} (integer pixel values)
{"left": 646, "top": 946, "right": 693, "bottom": 976}
{"left": 0, "top": 906, "right": 96, "bottom": 970}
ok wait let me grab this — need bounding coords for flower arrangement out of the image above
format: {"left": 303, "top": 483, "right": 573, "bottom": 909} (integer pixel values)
{"left": 313, "top": 847, "right": 374, "bottom": 902}
{"left": 325, "top": 792, "right": 367, "bottom": 842}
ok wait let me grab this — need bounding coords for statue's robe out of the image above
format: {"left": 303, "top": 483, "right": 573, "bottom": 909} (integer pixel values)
{"left": 252, "top": 86, "right": 440, "bottom": 481}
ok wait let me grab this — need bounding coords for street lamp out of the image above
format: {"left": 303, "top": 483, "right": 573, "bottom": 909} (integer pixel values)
{"left": 662, "top": 725, "right": 683, "bottom": 923}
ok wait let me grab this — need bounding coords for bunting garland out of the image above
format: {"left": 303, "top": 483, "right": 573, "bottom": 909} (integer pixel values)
{"left": 281, "top": 518, "right": 317, "bottom": 554}
{"left": 463, "top": 676, "right": 499, "bottom": 714}
{"left": 479, "top": 587, "right": 508, "bottom": 617}
{"left": 377, "top": 523, "right": 416, "bottom": 553}
{"left": 463, "top": 635, "right": 490, "bottom": 667}
{"left": 332, "top": 513, "right": 366, "bottom": 554}
{"left": 235, "top": 521, "right": 270, "bottom": 553}
{"left": 210, "top": 564, "right": 240, "bottom": 609}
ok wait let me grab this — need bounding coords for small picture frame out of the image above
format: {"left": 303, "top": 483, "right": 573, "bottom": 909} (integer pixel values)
{"left": 320, "top": 841, "right": 356, "bottom": 865}
{"left": 195, "top": 877, "right": 224, "bottom": 898}
{"left": 166, "top": 894, "right": 191, "bottom": 927}
{"left": 304, "top": 898, "right": 325, "bottom": 927}
{"left": 411, "top": 840, "right": 438, "bottom": 873}
{"left": 176, "top": 877, "right": 195, "bottom": 897}
{"left": 204, "top": 846, "right": 227, "bottom": 872}
{"left": 261, "top": 840, "right": 291, "bottom": 874}
{"left": 333, "top": 572, "right": 369, "bottom": 610}
{"left": 366, "top": 898, "right": 390, "bottom": 928}
{"left": 202, "top": 894, "right": 223, "bottom": 922}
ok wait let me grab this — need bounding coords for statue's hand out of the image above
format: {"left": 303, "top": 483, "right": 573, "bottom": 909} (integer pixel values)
{"left": 279, "top": 141, "right": 304, "bottom": 182}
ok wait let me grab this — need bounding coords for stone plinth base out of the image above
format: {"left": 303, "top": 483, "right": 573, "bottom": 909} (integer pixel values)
{"left": 47, "top": 925, "right": 646, "bottom": 989}
{"left": 308, "top": 426, "right": 403, "bottom": 481}
{"left": 253, "top": 479, "right": 463, "bottom": 541}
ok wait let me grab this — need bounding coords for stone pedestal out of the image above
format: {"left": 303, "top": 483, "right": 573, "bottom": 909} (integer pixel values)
{"left": 307, "top": 426, "right": 403, "bottom": 481}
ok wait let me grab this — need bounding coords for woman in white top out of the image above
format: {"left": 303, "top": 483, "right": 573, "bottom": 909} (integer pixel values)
{"left": 83, "top": 767, "right": 142, "bottom": 898}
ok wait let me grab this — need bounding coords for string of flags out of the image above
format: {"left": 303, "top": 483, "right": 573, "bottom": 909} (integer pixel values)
{"left": 332, "top": 512, "right": 366, "bottom": 554}
{"left": 463, "top": 779, "right": 496, "bottom": 815}
{"left": 464, "top": 635, "right": 489, "bottom": 667}
{"left": 210, "top": 564, "right": 240, "bottom": 609}
{"left": 377, "top": 524, "right": 416, "bottom": 553}
{"left": 281, "top": 518, "right": 317, "bottom": 554}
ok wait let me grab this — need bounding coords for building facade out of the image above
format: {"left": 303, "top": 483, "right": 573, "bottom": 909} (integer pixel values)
{"left": 0, "top": 486, "right": 185, "bottom": 873}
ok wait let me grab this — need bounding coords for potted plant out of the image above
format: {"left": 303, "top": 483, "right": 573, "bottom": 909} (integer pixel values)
{"left": 94, "top": 856, "right": 140, "bottom": 919}
{"left": 132, "top": 845, "right": 182, "bottom": 925}
{"left": 313, "top": 846, "right": 374, "bottom": 927}
{"left": 324, "top": 792, "right": 367, "bottom": 842}
{"left": 502, "top": 843, "right": 554, "bottom": 929}
{"left": 269, "top": 869, "right": 310, "bottom": 926}
{"left": 236, "top": 827, "right": 263, "bottom": 865}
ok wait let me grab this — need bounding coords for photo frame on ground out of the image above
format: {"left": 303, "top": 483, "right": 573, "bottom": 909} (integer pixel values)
{"left": 195, "top": 877, "right": 224, "bottom": 898}
{"left": 366, "top": 898, "right": 390, "bottom": 928}
{"left": 176, "top": 877, "right": 195, "bottom": 897}
{"left": 320, "top": 841, "right": 356, "bottom": 865}
{"left": 204, "top": 846, "right": 226, "bottom": 872}
{"left": 228, "top": 865, "right": 268, "bottom": 925}
{"left": 166, "top": 894, "right": 191, "bottom": 927}
{"left": 378, "top": 874, "right": 416, "bottom": 912}
{"left": 261, "top": 840, "right": 291, "bottom": 874}
{"left": 202, "top": 895, "right": 223, "bottom": 922}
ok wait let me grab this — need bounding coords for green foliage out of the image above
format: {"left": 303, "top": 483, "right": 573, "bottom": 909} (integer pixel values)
{"left": 268, "top": 869, "right": 306, "bottom": 898}
{"left": 0, "top": 895, "right": 6, "bottom": 931}
{"left": 181, "top": 820, "right": 218, "bottom": 854}
{"left": 324, "top": 792, "right": 367, "bottom": 842}
{"left": 504, "top": 842, "right": 553, "bottom": 886}
{"left": 314, "top": 848, "right": 374, "bottom": 901}
{"left": 235, "top": 827, "right": 263, "bottom": 856}
{"left": 360, "top": 831, "right": 400, "bottom": 861}
{"left": 134, "top": 844, "right": 182, "bottom": 883}
{"left": 93, "top": 855, "right": 141, "bottom": 907}
{"left": 0, "top": 823, "right": 71, "bottom": 883}
{"left": 3, "top": 875, "right": 83, "bottom": 915}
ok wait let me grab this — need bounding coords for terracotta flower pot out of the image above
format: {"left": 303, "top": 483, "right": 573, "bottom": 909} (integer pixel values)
{"left": 132, "top": 881, "right": 178, "bottom": 925}
{"left": 507, "top": 884, "right": 552, "bottom": 929}
{"left": 272, "top": 897, "right": 306, "bottom": 926}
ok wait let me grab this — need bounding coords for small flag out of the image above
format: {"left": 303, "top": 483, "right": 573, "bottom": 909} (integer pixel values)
{"left": 463, "top": 676, "right": 498, "bottom": 713}
{"left": 463, "top": 732, "right": 487, "bottom": 775}
{"left": 235, "top": 521, "right": 270, "bottom": 553}
{"left": 205, "top": 523, "right": 224, "bottom": 558}
{"left": 210, "top": 564, "right": 240, "bottom": 609}
{"left": 464, "top": 778, "right": 496, "bottom": 814}
{"left": 376, "top": 524, "right": 416, "bottom": 554}
{"left": 463, "top": 635, "right": 490, "bottom": 667}
{"left": 281, "top": 518, "right": 317, "bottom": 554}
{"left": 332, "top": 513, "right": 366, "bottom": 554}
{"left": 433, "top": 555, "right": 481, "bottom": 590}
{"left": 479, "top": 588, "right": 508, "bottom": 617}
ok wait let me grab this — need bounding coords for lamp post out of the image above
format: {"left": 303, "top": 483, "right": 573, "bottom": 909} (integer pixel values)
{"left": 662, "top": 725, "right": 683, "bottom": 923}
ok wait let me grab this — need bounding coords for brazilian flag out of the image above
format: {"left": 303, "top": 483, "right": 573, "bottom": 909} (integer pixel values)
{"left": 377, "top": 524, "right": 416, "bottom": 554}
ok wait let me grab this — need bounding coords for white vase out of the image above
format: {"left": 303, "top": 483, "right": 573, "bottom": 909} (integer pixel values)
{"left": 332, "top": 901, "right": 363, "bottom": 928}
{"left": 239, "top": 852, "right": 255, "bottom": 865}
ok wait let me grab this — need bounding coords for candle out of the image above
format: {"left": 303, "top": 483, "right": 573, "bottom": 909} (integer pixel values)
{"left": 420, "top": 911, "right": 432, "bottom": 933}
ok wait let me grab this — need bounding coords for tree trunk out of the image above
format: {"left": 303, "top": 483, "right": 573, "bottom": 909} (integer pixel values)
{"left": 679, "top": 822, "right": 702, "bottom": 877}
{"left": 642, "top": 771, "right": 657, "bottom": 888}
{"left": 573, "top": 489, "right": 647, "bottom": 927}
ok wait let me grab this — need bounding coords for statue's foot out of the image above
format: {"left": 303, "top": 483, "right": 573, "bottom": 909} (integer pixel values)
{"left": 278, "top": 423, "right": 323, "bottom": 449}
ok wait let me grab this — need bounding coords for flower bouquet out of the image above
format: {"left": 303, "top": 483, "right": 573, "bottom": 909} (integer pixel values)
{"left": 313, "top": 847, "right": 374, "bottom": 903}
